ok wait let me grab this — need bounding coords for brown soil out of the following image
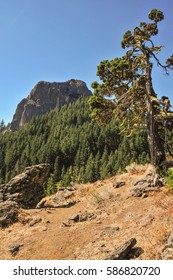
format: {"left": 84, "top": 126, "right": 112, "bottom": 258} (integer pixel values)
{"left": 1, "top": 167, "right": 173, "bottom": 260}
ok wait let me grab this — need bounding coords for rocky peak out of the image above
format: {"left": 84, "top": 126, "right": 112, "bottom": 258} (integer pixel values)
{"left": 10, "top": 79, "right": 92, "bottom": 130}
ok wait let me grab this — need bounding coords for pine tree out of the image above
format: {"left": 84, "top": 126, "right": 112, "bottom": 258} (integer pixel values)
{"left": 53, "top": 156, "right": 62, "bottom": 182}
{"left": 89, "top": 9, "right": 173, "bottom": 172}
{"left": 84, "top": 154, "right": 96, "bottom": 182}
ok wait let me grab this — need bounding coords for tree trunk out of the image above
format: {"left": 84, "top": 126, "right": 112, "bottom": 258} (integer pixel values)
{"left": 145, "top": 63, "right": 166, "bottom": 169}
{"left": 147, "top": 113, "right": 156, "bottom": 166}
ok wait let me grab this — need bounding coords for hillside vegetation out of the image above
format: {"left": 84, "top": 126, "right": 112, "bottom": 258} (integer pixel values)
{"left": 0, "top": 97, "right": 149, "bottom": 190}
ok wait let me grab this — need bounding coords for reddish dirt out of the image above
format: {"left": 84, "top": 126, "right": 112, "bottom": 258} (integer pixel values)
{"left": 1, "top": 167, "right": 173, "bottom": 260}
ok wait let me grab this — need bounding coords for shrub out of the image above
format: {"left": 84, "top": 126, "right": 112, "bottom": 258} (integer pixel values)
{"left": 165, "top": 169, "right": 173, "bottom": 193}
{"left": 125, "top": 162, "right": 147, "bottom": 174}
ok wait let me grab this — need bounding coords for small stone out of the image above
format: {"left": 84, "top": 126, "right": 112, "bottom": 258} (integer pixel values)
{"left": 113, "top": 181, "right": 125, "bottom": 188}
{"left": 29, "top": 217, "right": 42, "bottom": 227}
{"left": 62, "top": 222, "right": 71, "bottom": 227}
{"left": 100, "top": 226, "right": 120, "bottom": 237}
{"left": 141, "top": 193, "right": 148, "bottom": 199}
{"left": 9, "top": 242, "right": 23, "bottom": 256}
{"left": 69, "top": 214, "right": 80, "bottom": 222}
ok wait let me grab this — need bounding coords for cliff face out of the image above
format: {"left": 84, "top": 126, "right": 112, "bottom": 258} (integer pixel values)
{"left": 10, "top": 79, "right": 92, "bottom": 130}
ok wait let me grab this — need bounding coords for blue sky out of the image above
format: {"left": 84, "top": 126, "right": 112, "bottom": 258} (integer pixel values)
{"left": 0, "top": 0, "right": 173, "bottom": 124}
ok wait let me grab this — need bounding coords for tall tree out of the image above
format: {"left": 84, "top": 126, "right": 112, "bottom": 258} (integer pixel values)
{"left": 89, "top": 9, "right": 173, "bottom": 172}
{"left": 0, "top": 120, "right": 6, "bottom": 132}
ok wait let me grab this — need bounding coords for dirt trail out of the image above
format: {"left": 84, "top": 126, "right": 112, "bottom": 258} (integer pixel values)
{"left": 1, "top": 169, "right": 173, "bottom": 260}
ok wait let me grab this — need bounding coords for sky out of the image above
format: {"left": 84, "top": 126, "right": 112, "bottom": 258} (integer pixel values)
{"left": 0, "top": 0, "right": 173, "bottom": 124}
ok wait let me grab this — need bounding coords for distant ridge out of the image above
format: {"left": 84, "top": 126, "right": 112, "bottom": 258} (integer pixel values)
{"left": 10, "top": 79, "right": 92, "bottom": 130}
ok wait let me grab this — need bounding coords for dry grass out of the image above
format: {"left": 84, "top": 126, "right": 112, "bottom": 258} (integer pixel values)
{"left": 125, "top": 162, "right": 148, "bottom": 175}
{"left": 85, "top": 185, "right": 113, "bottom": 205}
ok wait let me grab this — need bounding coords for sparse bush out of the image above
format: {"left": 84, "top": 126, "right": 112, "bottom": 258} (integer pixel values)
{"left": 165, "top": 169, "right": 173, "bottom": 193}
{"left": 86, "top": 186, "right": 113, "bottom": 205}
{"left": 125, "top": 162, "right": 147, "bottom": 174}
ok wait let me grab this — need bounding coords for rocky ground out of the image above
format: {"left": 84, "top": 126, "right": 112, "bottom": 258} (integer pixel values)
{"left": 1, "top": 164, "right": 173, "bottom": 260}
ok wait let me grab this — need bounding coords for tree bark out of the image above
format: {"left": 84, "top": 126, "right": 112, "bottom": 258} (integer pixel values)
{"left": 145, "top": 62, "right": 166, "bottom": 168}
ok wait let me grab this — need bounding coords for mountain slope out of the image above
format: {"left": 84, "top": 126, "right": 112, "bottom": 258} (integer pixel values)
{"left": 10, "top": 79, "right": 91, "bottom": 130}
{"left": 0, "top": 166, "right": 172, "bottom": 260}
{"left": 0, "top": 97, "right": 149, "bottom": 184}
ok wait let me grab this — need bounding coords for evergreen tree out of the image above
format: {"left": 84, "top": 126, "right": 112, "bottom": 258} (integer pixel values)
{"left": 89, "top": 9, "right": 173, "bottom": 171}
{"left": 84, "top": 154, "right": 96, "bottom": 182}
{"left": 0, "top": 97, "right": 151, "bottom": 187}
{"left": 53, "top": 156, "right": 62, "bottom": 182}
{"left": 0, "top": 120, "right": 6, "bottom": 132}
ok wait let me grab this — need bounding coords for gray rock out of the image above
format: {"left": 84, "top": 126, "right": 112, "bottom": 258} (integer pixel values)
{"left": 62, "top": 211, "right": 97, "bottom": 227}
{"left": 78, "top": 212, "right": 96, "bottom": 222}
{"left": 141, "top": 193, "right": 148, "bottom": 199}
{"left": 106, "top": 238, "right": 137, "bottom": 260}
{"left": 8, "top": 242, "right": 23, "bottom": 256}
{"left": 36, "top": 189, "right": 77, "bottom": 209}
{"left": 113, "top": 181, "right": 125, "bottom": 188}
{"left": 131, "top": 187, "right": 144, "bottom": 197}
{"left": 0, "top": 201, "right": 19, "bottom": 227}
{"left": 131, "top": 169, "right": 163, "bottom": 197}
{"left": 29, "top": 217, "right": 42, "bottom": 227}
{"left": 69, "top": 214, "right": 80, "bottom": 222}
{"left": 131, "top": 186, "right": 160, "bottom": 197}
{"left": 101, "top": 226, "right": 119, "bottom": 236}
{"left": 0, "top": 164, "right": 50, "bottom": 209}
{"left": 10, "top": 79, "right": 91, "bottom": 130}
{"left": 79, "top": 212, "right": 97, "bottom": 222}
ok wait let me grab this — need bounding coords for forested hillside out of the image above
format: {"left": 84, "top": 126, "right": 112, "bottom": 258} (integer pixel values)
{"left": 0, "top": 97, "right": 149, "bottom": 190}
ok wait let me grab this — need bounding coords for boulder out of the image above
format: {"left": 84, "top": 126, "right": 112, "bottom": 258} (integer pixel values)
{"left": 105, "top": 238, "right": 138, "bottom": 260}
{"left": 0, "top": 164, "right": 50, "bottom": 208}
{"left": 36, "top": 189, "right": 76, "bottom": 208}
{"left": 131, "top": 166, "right": 163, "bottom": 197}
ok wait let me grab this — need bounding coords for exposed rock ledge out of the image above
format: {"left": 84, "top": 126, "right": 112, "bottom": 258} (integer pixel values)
{"left": 10, "top": 79, "right": 92, "bottom": 130}
{"left": 0, "top": 164, "right": 50, "bottom": 209}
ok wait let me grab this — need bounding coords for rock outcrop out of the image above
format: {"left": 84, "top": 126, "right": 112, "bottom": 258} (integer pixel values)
{"left": 10, "top": 79, "right": 92, "bottom": 130}
{"left": 0, "top": 201, "right": 19, "bottom": 227}
{"left": 131, "top": 165, "right": 163, "bottom": 197}
{"left": 105, "top": 238, "right": 140, "bottom": 260}
{"left": 0, "top": 164, "right": 49, "bottom": 209}
{"left": 36, "top": 188, "right": 77, "bottom": 209}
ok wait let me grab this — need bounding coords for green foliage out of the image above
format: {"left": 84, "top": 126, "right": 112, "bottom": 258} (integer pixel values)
{"left": 165, "top": 169, "right": 173, "bottom": 193}
{"left": 0, "top": 120, "right": 6, "bottom": 132}
{"left": 148, "top": 9, "right": 164, "bottom": 23}
{"left": 44, "top": 174, "right": 57, "bottom": 196}
{"left": 0, "top": 97, "right": 150, "bottom": 189}
{"left": 89, "top": 9, "right": 173, "bottom": 168}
